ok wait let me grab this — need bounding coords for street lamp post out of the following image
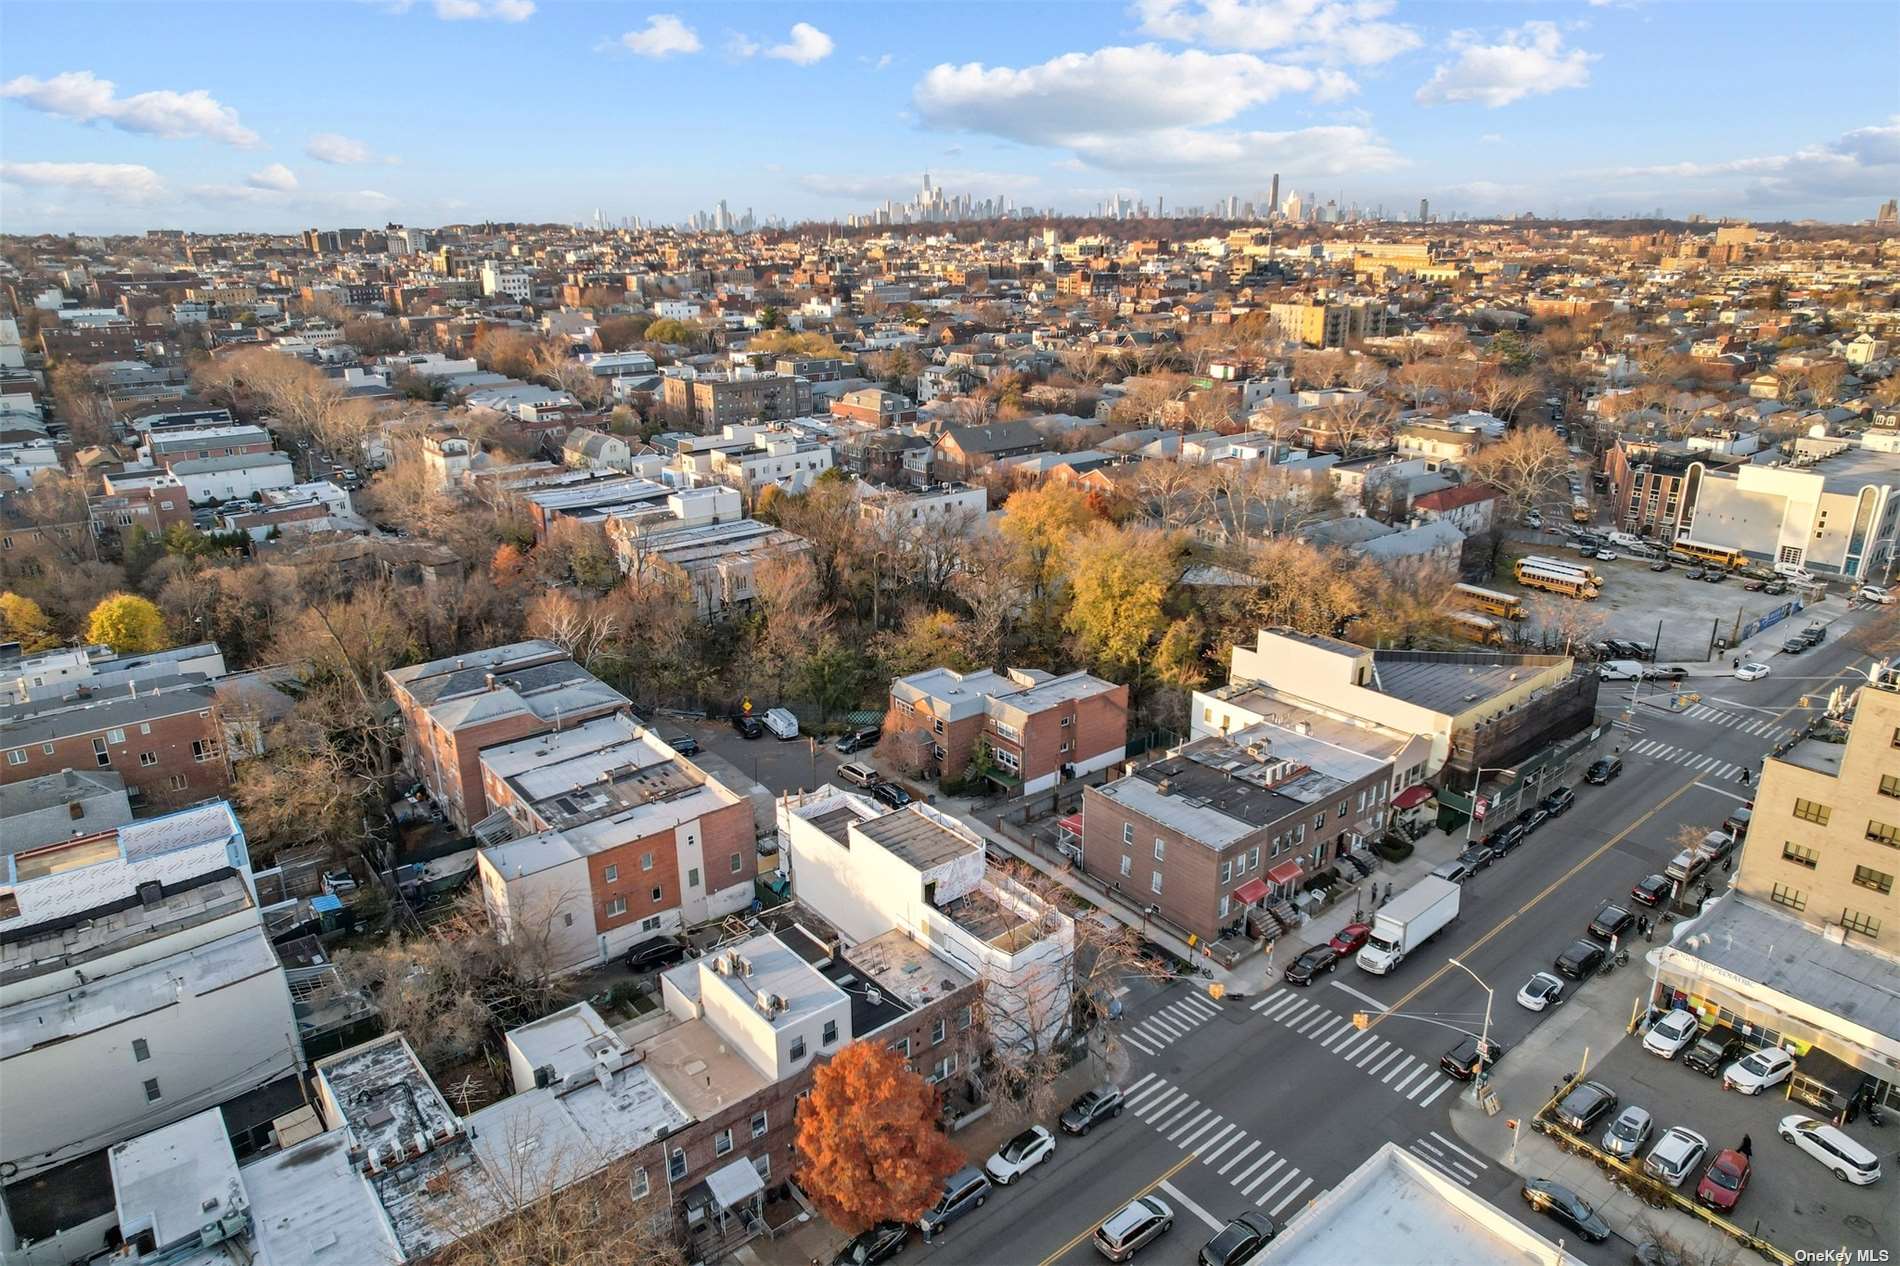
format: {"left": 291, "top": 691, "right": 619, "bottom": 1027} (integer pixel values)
{"left": 1447, "top": 956, "right": 1495, "bottom": 1083}
{"left": 1463, "top": 765, "right": 1512, "bottom": 849}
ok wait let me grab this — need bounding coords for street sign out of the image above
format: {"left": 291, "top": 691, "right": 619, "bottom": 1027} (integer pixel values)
{"left": 1473, "top": 796, "right": 1489, "bottom": 822}
{"left": 742, "top": 697, "right": 753, "bottom": 715}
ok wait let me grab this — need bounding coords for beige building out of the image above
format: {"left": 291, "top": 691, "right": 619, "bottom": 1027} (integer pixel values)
{"left": 1268, "top": 299, "right": 1389, "bottom": 348}
{"left": 1736, "top": 671, "right": 1899, "bottom": 952}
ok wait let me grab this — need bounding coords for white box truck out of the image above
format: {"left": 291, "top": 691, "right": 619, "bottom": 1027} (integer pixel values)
{"left": 763, "top": 707, "right": 800, "bottom": 740}
{"left": 1356, "top": 876, "right": 1460, "bottom": 975}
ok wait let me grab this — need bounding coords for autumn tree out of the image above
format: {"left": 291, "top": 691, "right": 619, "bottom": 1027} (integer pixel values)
{"left": 595, "top": 313, "right": 652, "bottom": 351}
{"left": 877, "top": 607, "right": 976, "bottom": 677}
{"left": 49, "top": 360, "right": 114, "bottom": 449}
{"left": 473, "top": 328, "right": 542, "bottom": 379}
{"left": 1063, "top": 524, "right": 1179, "bottom": 676}
{"left": 1312, "top": 393, "right": 1397, "bottom": 456}
{"left": 795, "top": 1041, "right": 965, "bottom": 1234}
{"left": 998, "top": 483, "right": 1093, "bottom": 605}
{"left": 1462, "top": 427, "right": 1575, "bottom": 520}
{"left": 1244, "top": 539, "right": 1374, "bottom": 640}
{"left": 0, "top": 592, "right": 61, "bottom": 651}
{"left": 86, "top": 593, "right": 170, "bottom": 653}
{"left": 341, "top": 315, "right": 408, "bottom": 356}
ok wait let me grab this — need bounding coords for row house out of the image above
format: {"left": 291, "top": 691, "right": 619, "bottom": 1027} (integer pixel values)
{"left": 887, "top": 665, "right": 1129, "bottom": 794}
{"left": 0, "top": 675, "right": 230, "bottom": 813}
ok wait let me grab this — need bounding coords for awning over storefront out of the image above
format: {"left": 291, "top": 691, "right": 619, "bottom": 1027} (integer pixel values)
{"left": 1057, "top": 814, "right": 1083, "bottom": 839}
{"left": 1267, "top": 860, "right": 1304, "bottom": 885}
{"left": 1392, "top": 785, "right": 1435, "bottom": 810}
{"left": 1233, "top": 877, "right": 1270, "bottom": 904}
{"left": 704, "top": 1157, "right": 765, "bottom": 1211}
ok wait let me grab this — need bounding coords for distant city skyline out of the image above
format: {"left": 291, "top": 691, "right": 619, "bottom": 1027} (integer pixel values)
{"left": 1, "top": 1, "right": 1895, "bottom": 234}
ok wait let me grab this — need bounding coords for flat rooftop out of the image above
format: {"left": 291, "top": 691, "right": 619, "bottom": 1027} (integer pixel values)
{"left": 856, "top": 805, "right": 981, "bottom": 870}
{"left": 701, "top": 933, "right": 847, "bottom": 1031}
{"left": 937, "top": 885, "right": 1044, "bottom": 953}
{"left": 1771, "top": 726, "right": 1848, "bottom": 777}
{"left": 109, "top": 1108, "right": 242, "bottom": 1253}
{"left": 1370, "top": 650, "right": 1565, "bottom": 714}
{"left": 635, "top": 1016, "right": 769, "bottom": 1118}
{"left": 842, "top": 927, "right": 973, "bottom": 1019}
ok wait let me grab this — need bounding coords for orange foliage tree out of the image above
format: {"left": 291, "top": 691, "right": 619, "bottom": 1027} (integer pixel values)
{"left": 794, "top": 1041, "right": 964, "bottom": 1233}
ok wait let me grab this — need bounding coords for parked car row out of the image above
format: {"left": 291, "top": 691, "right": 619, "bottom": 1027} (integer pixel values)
{"left": 1430, "top": 786, "right": 1577, "bottom": 886}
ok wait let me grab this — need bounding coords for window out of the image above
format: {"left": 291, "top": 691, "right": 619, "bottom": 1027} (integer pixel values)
{"left": 730, "top": 851, "right": 743, "bottom": 873}
{"left": 1220, "top": 861, "right": 1232, "bottom": 884}
{"left": 1121, "top": 823, "right": 1134, "bottom": 846}
{"left": 1868, "top": 820, "right": 1900, "bottom": 848}
{"left": 1220, "top": 894, "right": 1231, "bottom": 918}
{"left": 1852, "top": 866, "right": 1894, "bottom": 895}
{"left": 1338, "top": 802, "right": 1348, "bottom": 819}
{"left": 650, "top": 885, "right": 663, "bottom": 902}
{"left": 1246, "top": 846, "right": 1259, "bottom": 870}
{"left": 890, "top": 1036, "right": 911, "bottom": 1057}
{"left": 641, "top": 852, "right": 655, "bottom": 871}
{"left": 40, "top": 743, "right": 52, "bottom": 754}
{"left": 752, "top": 1154, "right": 771, "bottom": 1182}
{"left": 714, "top": 1128, "right": 733, "bottom": 1157}
{"left": 93, "top": 738, "right": 111, "bottom": 767}
{"left": 790, "top": 1036, "right": 807, "bottom": 1060}
{"left": 143, "top": 1078, "right": 162, "bottom": 1102}
{"left": 751, "top": 1110, "right": 768, "bottom": 1138}
{"left": 1881, "top": 775, "right": 1900, "bottom": 799}
{"left": 687, "top": 867, "right": 700, "bottom": 888}
{"left": 107, "top": 728, "right": 125, "bottom": 744}
{"left": 1060, "top": 714, "right": 1073, "bottom": 727}
{"left": 132, "top": 1038, "right": 150, "bottom": 1062}
{"left": 138, "top": 751, "right": 157, "bottom": 766}
{"left": 1150, "top": 872, "right": 1163, "bottom": 894}
{"left": 631, "top": 1167, "right": 650, "bottom": 1199}
{"left": 933, "top": 718, "right": 945, "bottom": 735}
{"left": 1769, "top": 883, "right": 1807, "bottom": 912}
{"left": 957, "top": 1004, "right": 974, "bottom": 1031}
{"left": 926, "top": 1053, "right": 959, "bottom": 1084}
{"left": 1781, "top": 842, "right": 1819, "bottom": 869}
{"left": 932, "top": 1016, "right": 947, "bottom": 1045}
{"left": 896, "top": 699, "right": 914, "bottom": 717}
{"left": 604, "top": 864, "right": 618, "bottom": 883}
{"left": 5, "top": 749, "right": 24, "bottom": 766}
{"left": 1792, "top": 798, "right": 1832, "bottom": 825}
{"left": 167, "top": 774, "right": 188, "bottom": 791}
{"left": 1841, "top": 909, "right": 1883, "bottom": 938}
{"left": 191, "top": 739, "right": 219, "bottom": 763}
{"left": 1119, "top": 855, "right": 1131, "bottom": 877}
{"left": 822, "top": 1019, "right": 839, "bottom": 1045}
{"left": 1312, "top": 812, "right": 1326, "bottom": 831}
{"left": 606, "top": 897, "right": 627, "bottom": 917}
{"left": 1153, "top": 838, "right": 1166, "bottom": 861}
{"left": 668, "top": 1148, "right": 687, "bottom": 1181}
{"left": 641, "top": 915, "right": 662, "bottom": 932}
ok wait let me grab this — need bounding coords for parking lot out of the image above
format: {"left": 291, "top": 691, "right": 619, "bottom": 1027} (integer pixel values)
{"left": 1583, "top": 1035, "right": 1894, "bottom": 1255}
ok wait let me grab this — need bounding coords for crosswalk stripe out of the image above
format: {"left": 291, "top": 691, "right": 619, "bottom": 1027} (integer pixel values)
{"left": 1250, "top": 990, "right": 1286, "bottom": 1013}
{"left": 1177, "top": 1114, "right": 1225, "bottom": 1149}
{"left": 1199, "top": 1128, "right": 1241, "bottom": 1165}
{"left": 1414, "top": 1138, "right": 1445, "bottom": 1158}
{"left": 1328, "top": 1025, "right": 1369, "bottom": 1052}
{"left": 1353, "top": 1038, "right": 1391, "bottom": 1067}
{"left": 1179, "top": 994, "right": 1221, "bottom": 1018}
{"left": 1231, "top": 1152, "right": 1273, "bottom": 1188}
{"left": 1241, "top": 1157, "right": 1285, "bottom": 1195}
{"left": 1429, "top": 1131, "right": 1488, "bottom": 1169}
{"left": 1123, "top": 1079, "right": 1168, "bottom": 1109}
{"left": 1309, "top": 1017, "right": 1346, "bottom": 1043}
{"left": 1167, "top": 1107, "right": 1211, "bottom": 1141}
{"left": 1163, "top": 1001, "right": 1203, "bottom": 1026}
{"left": 1154, "top": 1098, "right": 1201, "bottom": 1131}
{"left": 1407, "top": 1146, "right": 1471, "bottom": 1186}
{"left": 1144, "top": 1015, "right": 1185, "bottom": 1039}
{"left": 1407, "top": 1074, "right": 1448, "bottom": 1103}
{"left": 1218, "top": 1140, "right": 1261, "bottom": 1175}
{"left": 1133, "top": 1021, "right": 1170, "bottom": 1046}
{"left": 1416, "top": 1077, "right": 1455, "bottom": 1107}
{"left": 1257, "top": 993, "right": 1300, "bottom": 1019}
{"left": 1124, "top": 1072, "right": 1155, "bottom": 1097}
{"left": 1278, "top": 999, "right": 1314, "bottom": 1024}
{"left": 1382, "top": 1055, "right": 1418, "bottom": 1084}
{"left": 1136, "top": 1087, "right": 1184, "bottom": 1119}
{"left": 1268, "top": 1176, "right": 1313, "bottom": 1215}
{"left": 1297, "top": 1010, "right": 1332, "bottom": 1035}
{"left": 1390, "top": 1064, "right": 1433, "bottom": 1097}
{"left": 1122, "top": 1033, "right": 1157, "bottom": 1056}
{"left": 1256, "top": 1168, "right": 1300, "bottom": 1205}
{"left": 1364, "top": 1049, "right": 1402, "bottom": 1077}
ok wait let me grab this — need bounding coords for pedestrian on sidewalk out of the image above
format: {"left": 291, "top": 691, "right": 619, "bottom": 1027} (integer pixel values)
{"left": 1740, "top": 1133, "right": 1753, "bottom": 1157}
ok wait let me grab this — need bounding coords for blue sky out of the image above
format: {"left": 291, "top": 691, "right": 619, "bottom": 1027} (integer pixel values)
{"left": 2, "top": 0, "right": 1896, "bottom": 233}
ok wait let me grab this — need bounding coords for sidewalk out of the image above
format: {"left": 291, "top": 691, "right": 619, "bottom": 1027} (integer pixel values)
{"left": 1663, "top": 594, "right": 1848, "bottom": 677}
{"left": 1446, "top": 967, "right": 1737, "bottom": 1262}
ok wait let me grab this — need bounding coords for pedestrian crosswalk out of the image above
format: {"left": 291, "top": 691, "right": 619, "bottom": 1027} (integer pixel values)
{"left": 1119, "top": 990, "right": 1224, "bottom": 1057}
{"left": 1625, "top": 737, "right": 1753, "bottom": 780}
{"left": 1120, "top": 1073, "right": 1327, "bottom": 1219}
{"left": 1244, "top": 988, "right": 1459, "bottom": 1107}
{"left": 1678, "top": 703, "right": 1788, "bottom": 736}
{"left": 1406, "top": 1130, "right": 1491, "bottom": 1187}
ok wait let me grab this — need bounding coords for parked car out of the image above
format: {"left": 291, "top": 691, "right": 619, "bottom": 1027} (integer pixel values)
{"left": 1703, "top": 570, "right": 1727, "bottom": 583}
{"left": 1516, "top": 806, "right": 1551, "bottom": 835}
{"left": 1643, "top": 1009, "right": 1702, "bottom": 1059}
{"left": 1520, "top": 1179, "right": 1610, "bottom": 1243}
{"left": 1800, "top": 623, "right": 1826, "bottom": 646}
{"left": 984, "top": 1126, "right": 1055, "bottom": 1185}
{"left": 1489, "top": 823, "right": 1528, "bottom": 856}
{"left": 919, "top": 1166, "right": 992, "bottom": 1237}
{"left": 624, "top": 935, "right": 691, "bottom": 973}
{"left": 1587, "top": 901, "right": 1635, "bottom": 942}
{"left": 1284, "top": 944, "right": 1340, "bottom": 986}
{"left": 1060, "top": 1085, "right": 1125, "bottom": 1135}
{"left": 1685, "top": 567, "right": 1707, "bottom": 581}
{"left": 1516, "top": 971, "right": 1565, "bottom": 1012}
{"left": 1781, "top": 636, "right": 1809, "bottom": 654}
{"left": 1431, "top": 857, "right": 1479, "bottom": 885}
{"left": 660, "top": 729, "right": 700, "bottom": 756}
{"left": 1734, "top": 663, "right": 1771, "bottom": 681}
{"left": 1541, "top": 786, "right": 1576, "bottom": 816}
{"left": 871, "top": 782, "right": 914, "bottom": 809}
{"left": 1643, "top": 665, "right": 1687, "bottom": 682}
{"left": 1602, "top": 1105, "right": 1654, "bottom": 1159}
{"left": 833, "top": 1223, "right": 910, "bottom": 1266}
{"left": 1857, "top": 584, "right": 1895, "bottom": 605}
{"left": 1595, "top": 550, "right": 1619, "bottom": 561}
{"left": 1440, "top": 1034, "right": 1506, "bottom": 1081}
{"left": 837, "top": 761, "right": 881, "bottom": 788}
{"left": 1644, "top": 1127, "right": 1709, "bottom": 1187}
{"left": 1697, "top": 1149, "right": 1750, "bottom": 1211}
{"left": 732, "top": 713, "right": 765, "bottom": 739}
{"left": 1584, "top": 756, "right": 1623, "bottom": 784}
{"left": 1457, "top": 844, "right": 1496, "bottom": 872}
{"left": 1198, "top": 1212, "right": 1278, "bottom": 1266}
{"left": 1328, "top": 923, "right": 1372, "bottom": 957}
{"left": 1554, "top": 1081, "right": 1618, "bottom": 1133}
{"left": 1681, "top": 1025, "right": 1746, "bottom": 1078}
{"left": 1093, "top": 1195, "right": 1173, "bottom": 1262}
{"left": 1555, "top": 939, "right": 1607, "bottom": 979}
{"left": 1763, "top": 580, "right": 1788, "bottom": 595}
{"left": 836, "top": 726, "right": 883, "bottom": 754}
{"left": 1630, "top": 874, "right": 1671, "bottom": 908}
{"left": 1724, "top": 1047, "right": 1796, "bottom": 1095}
{"left": 1777, "top": 1114, "right": 1883, "bottom": 1185}
{"left": 1743, "top": 579, "right": 1766, "bottom": 592}
{"left": 1649, "top": 559, "right": 1671, "bottom": 572}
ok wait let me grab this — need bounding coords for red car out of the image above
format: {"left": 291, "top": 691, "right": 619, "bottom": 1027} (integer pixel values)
{"left": 1329, "top": 923, "right": 1372, "bottom": 956}
{"left": 1696, "top": 1149, "right": 1750, "bottom": 1212}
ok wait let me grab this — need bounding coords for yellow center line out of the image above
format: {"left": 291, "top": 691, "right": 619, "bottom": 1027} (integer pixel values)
{"left": 1034, "top": 1150, "right": 1198, "bottom": 1266}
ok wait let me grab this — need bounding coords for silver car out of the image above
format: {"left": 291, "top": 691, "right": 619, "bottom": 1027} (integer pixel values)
{"left": 1094, "top": 1195, "right": 1173, "bottom": 1262}
{"left": 1602, "top": 1105, "right": 1653, "bottom": 1159}
{"left": 1643, "top": 1126, "right": 1709, "bottom": 1187}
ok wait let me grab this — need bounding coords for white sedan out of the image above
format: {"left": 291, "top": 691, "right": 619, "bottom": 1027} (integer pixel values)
{"left": 1734, "top": 663, "right": 1772, "bottom": 682}
{"left": 1516, "top": 972, "right": 1567, "bottom": 1012}
{"left": 1723, "top": 1047, "right": 1796, "bottom": 1095}
{"left": 1642, "top": 1009, "right": 1701, "bottom": 1059}
{"left": 984, "top": 1125, "right": 1054, "bottom": 1185}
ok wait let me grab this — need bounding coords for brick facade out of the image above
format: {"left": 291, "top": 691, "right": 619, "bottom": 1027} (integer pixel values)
{"left": 0, "top": 690, "right": 230, "bottom": 814}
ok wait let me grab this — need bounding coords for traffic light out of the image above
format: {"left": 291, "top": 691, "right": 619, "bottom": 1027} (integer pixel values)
{"left": 1352, "top": 1012, "right": 1370, "bottom": 1030}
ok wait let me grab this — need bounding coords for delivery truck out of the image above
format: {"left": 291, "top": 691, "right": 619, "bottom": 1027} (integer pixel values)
{"left": 763, "top": 707, "right": 800, "bottom": 740}
{"left": 1357, "top": 876, "right": 1461, "bottom": 975}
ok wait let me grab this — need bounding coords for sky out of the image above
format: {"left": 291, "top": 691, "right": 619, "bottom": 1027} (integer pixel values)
{"left": 1, "top": 0, "right": 1896, "bottom": 235}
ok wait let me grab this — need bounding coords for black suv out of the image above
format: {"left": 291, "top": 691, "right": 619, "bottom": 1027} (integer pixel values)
{"left": 1489, "top": 823, "right": 1528, "bottom": 856}
{"left": 1586, "top": 901, "right": 1635, "bottom": 942}
{"left": 1440, "top": 1035, "right": 1506, "bottom": 1081}
{"left": 1199, "top": 1212, "right": 1279, "bottom": 1266}
{"left": 732, "top": 713, "right": 765, "bottom": 739}
{"left": 835, "top": 726, "right": 882, "bottom": 754}
{"left": 1283, "top": 945, "right": 1339, "bottom": 986}
{"left": 832, "top": 1223, "right": 909, "bottom": 1266}
{"left": 870, "top": 782, "right": 913, "bottom": 809}
{"left": 624, "top": 935, "right": 690, "bottom": 973}
{"left": 1554, "top": 1080, "right": 1618, "bottom": 1133}
{"left": 1554, "top": 939, "right": 1607, "bottom": 979}
{"left": 1584, "top": 756, "right": 1623, "bottom": 785}
{"left": 1540, "top": 786, "right": 1576, "bottom": 816}
{"left": 1680, "top": 1024, "right": 1746, "bottom": 1078}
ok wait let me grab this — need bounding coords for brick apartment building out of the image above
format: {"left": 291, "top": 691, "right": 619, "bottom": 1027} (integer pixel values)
{"left": 828, "top": 387, "right": 919, "bottom": 428}
{"left": 887, "top": 665, "right": 1129, "bottom": 795}
{"left": 661, "top": 372, "right": 813, "bottom": 431}
{"left": 0, "top": 677, "right": 231, "bottom": 813}
{"left": 88, "top": 479, "right": 194, "bottom": 545}
{"left": 385, "top": 640, "right": 631, "bottom": 832}
{"left": 929, "top": 421, "right": 1048, "bottom": 480}
{"left": 1083, "top": 722, "right": 1393, "bottom": 943}
{"left": 1602, "top": 439, "right": 1747, "bottom": 538}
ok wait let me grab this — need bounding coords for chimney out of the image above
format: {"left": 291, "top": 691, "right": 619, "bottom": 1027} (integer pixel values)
{"left": 485, "top": 672, "right": 497, "bottom": 691}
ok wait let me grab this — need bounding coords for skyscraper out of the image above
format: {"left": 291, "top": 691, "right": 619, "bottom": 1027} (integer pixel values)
{"left": 1418, "top": 197, "right": 1430, "bottom": 223}
{"left": 1879, "top": 198, "right": 1898, "bottom": 226}
{"left": 1269, "top": 173, "right": 1280, "bottom": 219}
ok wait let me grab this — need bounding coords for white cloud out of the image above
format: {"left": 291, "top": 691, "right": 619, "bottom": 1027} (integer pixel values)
{"left": 0, "top": 160, "right": 165, "bottom": 200}
{"left": 726, "top": 32, "right": 761, "bottom": 58}
{"left": 247, "top": 163, "right": 298, "bottom": 191}
{"left": 1479, "top": 132, "right": 1505, "bottom": 144}
{"left": 433, "top": 0, "right": 533, "bottom": 20}
{"left": 620, "top": 14, "right": 701, "bottom": 57}
{"left": 874, "top": 53, "right": 894, "bottom": 71}
{"left": 1136, "top": 0, "right": 1420, "bottom": 65}
{"left": 0, "top": 70, "right": 260, "bottom": 147}
{"left": 306, "top": 132, "right": 396, "bottom": 165}
{"left": 1605, "top": 117, "right": 1900, "bottom": 206}
{"left": 1416, "top": 22, "right": 1596, "bottom": 108}
{"left": 767, "top": 22, "right": 834, "bottom": 65}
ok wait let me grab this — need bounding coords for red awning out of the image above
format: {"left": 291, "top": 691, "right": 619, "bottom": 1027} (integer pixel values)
{"left": 1233, "top": 877, "right": 1270, "bottom": 904}
{"left": 1057, "top": 814, "right": 1083, "bottom": 837}
{"left": 1392, "top": 785, "right": 1435, "bottom": 810}
{"left": 1267, "top": 860, "right": 1304, "bottom": 885}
